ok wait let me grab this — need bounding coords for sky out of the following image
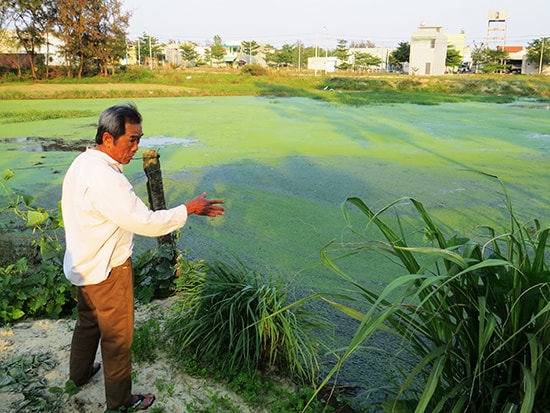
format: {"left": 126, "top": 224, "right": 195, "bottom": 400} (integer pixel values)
{"left": 122, "top": 0, "right": 549, "bottom": 49}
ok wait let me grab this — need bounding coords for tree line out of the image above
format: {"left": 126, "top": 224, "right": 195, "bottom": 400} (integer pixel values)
{"left": 1, "top": 0, "right": 549, "bottom": 78}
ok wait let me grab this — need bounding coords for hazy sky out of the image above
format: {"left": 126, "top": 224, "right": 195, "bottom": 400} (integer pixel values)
{"left": 122, "top": 0, "right": 549, "bottom": 49}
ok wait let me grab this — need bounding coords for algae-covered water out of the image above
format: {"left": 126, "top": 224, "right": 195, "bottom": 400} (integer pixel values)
{"left": 1, "top": 96, "right": 549, "bottom": 402}
{"left": 2, "top": 96, "right": 548, "bottom": 286}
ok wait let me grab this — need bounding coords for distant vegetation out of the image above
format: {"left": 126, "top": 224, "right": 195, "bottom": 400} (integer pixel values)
{"left": 1, "top": 66, "right": 549, "bottom": 103}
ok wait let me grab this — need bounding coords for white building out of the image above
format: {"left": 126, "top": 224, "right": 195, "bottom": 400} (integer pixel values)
{"left": 447, "top": 31, "right": 471, "bottom": 67}
{"left": 409, "top": 25, "right": 448, "bottom": 75}
{"left": 0, "top": 29, "right": 65, "bottom": 67}
{"left": 307, "top": 56, "right": 338, "bottom": 73}
{"left": 39, "top": 32, "right": 65, "bottom": 66}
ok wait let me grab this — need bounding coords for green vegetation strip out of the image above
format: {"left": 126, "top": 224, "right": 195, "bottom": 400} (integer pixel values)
{"left": 0, "top": 109, "right": 97, "bottom": 124}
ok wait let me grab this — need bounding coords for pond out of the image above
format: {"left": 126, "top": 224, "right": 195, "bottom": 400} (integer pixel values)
{"left": 1, "top": 96, "right": 549, "bottom": 286}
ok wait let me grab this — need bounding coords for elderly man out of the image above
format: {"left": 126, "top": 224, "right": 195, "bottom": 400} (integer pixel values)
{"left": 62, "top": 103, "right": 224, "bottom": 411}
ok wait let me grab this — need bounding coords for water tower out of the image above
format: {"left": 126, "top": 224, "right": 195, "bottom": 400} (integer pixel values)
{"left": 486, "top": 10, "right": 507, "bottom": 49}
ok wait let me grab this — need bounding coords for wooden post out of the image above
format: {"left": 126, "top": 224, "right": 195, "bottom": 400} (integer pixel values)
{"left": 142, "top": 149, "right": 175, "bottom": 249}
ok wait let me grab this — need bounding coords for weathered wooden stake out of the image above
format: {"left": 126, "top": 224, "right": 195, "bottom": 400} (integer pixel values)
{"left": 142, "top": 149, "right": 175, "bottom": 249}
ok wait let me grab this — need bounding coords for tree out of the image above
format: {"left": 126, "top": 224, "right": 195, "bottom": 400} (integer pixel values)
{"left": 353, "top": 51, "right": 382, "bottom": 72}
{"left": 203, "top": 47, "right": 212, "bottom": 66}
{"left": 240, "top": 40, "right": 260, "bottom": 64}
{"left": 138, "top": 32, "right": 162, "bottom": 67}
{"left": 180, "top": 42, "right": 199, "bottom": 67}
{"left": 271, "top": 43, "right": 295, "bottom": 67}
{"left": 445, "top": 45, "right": 462, "bottom": 71}
{"left": 208, "top": 34, "right": 224, "bottom": 66}
{"left": 56, "top": 0, "right": 97, "bottom": 77}
{"left": 471, "top": 46, "right": 509, "bottom": 73}
{"left": 9, "top": 0, "right": 56, "bottom": 78}
{"left": 55, "top": 0, "right": 129, "bottom": 78}
{"left": 526, "top": 37, "right": 550, "bottom": 73}
{"left": 95, "top": 0, "right": 130, "bottom": 76}
{"left": 262, "top": 43, "right": 276, "bottom": 67}
{"left": 300, "top": 45, "right": 317, "bottom": 67}
{"left": 333, "top": 39, "right": 350, "bottom": 70}
{"left": 0, "top": 0, "right": 12, "bottom": 29}
{"left": 349, "top": 40, "right": 375, "bottom": 48}
{"left": 389, "top": 41, "right": 410, "bottom": 71}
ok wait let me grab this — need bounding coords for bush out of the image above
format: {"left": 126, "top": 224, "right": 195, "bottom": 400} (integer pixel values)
{"left": 240, "top": 64, "right": 268, "bottom": 76}
{"left": 322, "top": 77, "right": 394, "bottom": 92}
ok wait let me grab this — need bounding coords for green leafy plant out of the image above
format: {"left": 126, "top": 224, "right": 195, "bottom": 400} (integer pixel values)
{"left": 0, "top": 257, "right": 75, "bottom": 325}
{"left": 133, "top": 244, "right": 179, "bottom": 303}
{"left": 0, "top": 353, "right": 68, "bottom": 412}
{"left": 1, "top": 169, "right": 64, "bottom": 263}
{"left": 0, "top": 170, "right": 74, "bottom": 325}
{"left": 316, "top": 174, "right": 550, "bottom": 412}
{"left": 165, "top": 257, "right": 323, "bottom": 383}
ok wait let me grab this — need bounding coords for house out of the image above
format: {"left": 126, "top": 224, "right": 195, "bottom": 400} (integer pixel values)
{"left": 0, "top": 29, "right": 64, "bottom": 70}
{"left": 222, "top": 42, "right": 268, "bottom": 67}
{"left": 503, "top": 45, "right": 525, "bottom": 73}
{"left": 409, "top": 25, "right": 448, "bottom": 75}
{"left": 501, "top": 45, "right": 550, "bottom": 75}
{"left": 221, "top": 42, "right": 240, "bottom": 66}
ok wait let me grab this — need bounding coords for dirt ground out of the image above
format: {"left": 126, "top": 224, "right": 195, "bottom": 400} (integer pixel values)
{"left": 0, "top": 299, "right": 257, "bottom": 413}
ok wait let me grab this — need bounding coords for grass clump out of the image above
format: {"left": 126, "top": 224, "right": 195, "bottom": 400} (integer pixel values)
{"left": 165, "top": 257, "right": 323, "bottom": 383}
{"left": 316, "top": 173, "right": 550, "bottom": 412}
{"left": 132, "top": 318, "right": 163, "bottom": 364}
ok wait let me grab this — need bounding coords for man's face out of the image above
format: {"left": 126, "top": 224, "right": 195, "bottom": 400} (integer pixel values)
{"left": 104, "top": 122, "right": 143, "bottom": 164}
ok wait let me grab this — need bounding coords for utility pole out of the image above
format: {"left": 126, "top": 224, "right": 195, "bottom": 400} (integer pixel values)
{"left": 324, "top": 26, "right": 328, "bottom": 73}
{"left": 149, "top": 34, "right": 153, "bottom": 70}
{"left": 297, "top": 41, "right": 301, "bottom": 72}
{"left": 539, "top": 37, "right": 545, "bottom": 75}
{"left": 314, "top": 32, "right": 318, "bottom": 76}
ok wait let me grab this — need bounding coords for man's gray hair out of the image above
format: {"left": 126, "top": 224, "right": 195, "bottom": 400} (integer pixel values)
{"left": 95, "top": 103, "right": 142, "bottom": 144}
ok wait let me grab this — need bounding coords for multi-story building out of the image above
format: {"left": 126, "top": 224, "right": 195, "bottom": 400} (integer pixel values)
{"left": 409, "top": 25, "right": 448, "bottom": 75}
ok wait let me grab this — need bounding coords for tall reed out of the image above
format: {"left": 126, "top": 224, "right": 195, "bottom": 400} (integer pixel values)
{"left": 316, "top": 174, "right": 550, "bottom": 412}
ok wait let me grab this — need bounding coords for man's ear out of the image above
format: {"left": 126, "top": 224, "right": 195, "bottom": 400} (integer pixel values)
{"left": 102, "top": 132, "right": 114, "bottom": 146}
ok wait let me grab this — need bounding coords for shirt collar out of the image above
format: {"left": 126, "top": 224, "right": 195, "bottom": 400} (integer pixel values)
{"left": 86, "top": 147, "right": 124, "bottom": 173}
